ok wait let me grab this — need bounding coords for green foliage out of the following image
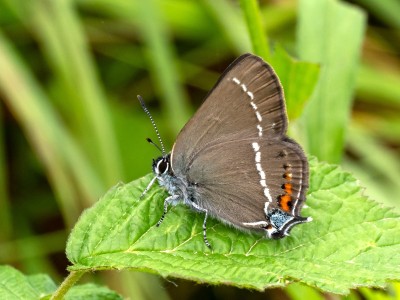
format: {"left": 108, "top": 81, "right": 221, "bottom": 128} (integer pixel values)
{"left": 239, "top": 0, "right": 270, "bottom": 59}
{"left": 64, "top": 284, "right": 123, "bottom": 300}
{"left": 270, "top": 46, "right": 320, "bottom": 121}
{"left": 298, "top": 0, "right": 366, "bottom": 163}
{"left": 1, "top": 0, "right": 400, "bottom": 299}
{"left": 66, "top": 158, "right": 400, "bottom": 294}
{"left": 136, "top": 0, "right": 192, "bottom": 135}
{"left": 0, "top": 266, "right": 122, "bottom": 300}
{"left": 0, "top": 265, "right": 56, "bottom": 299}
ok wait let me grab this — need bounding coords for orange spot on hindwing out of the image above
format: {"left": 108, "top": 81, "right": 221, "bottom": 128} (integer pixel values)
{"left": 283, "top": 183, "right": 292, "bottom": 195}
{"left": 279, "top": 194, "right": 292, "bottom": 212}
{"left": 279, "top": 165, "right": 293, "bottom": 212}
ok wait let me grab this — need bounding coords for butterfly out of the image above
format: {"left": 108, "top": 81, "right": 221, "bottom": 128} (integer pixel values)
{"left": 139, "top": 53, "right": 311, "bottom": 248}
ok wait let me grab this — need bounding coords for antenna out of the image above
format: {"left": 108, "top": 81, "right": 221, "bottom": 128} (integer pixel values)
{"left": 146, "top": 138, "right": 163, "bottom": 154}
{"left": 137, "top": 95, "right": 166, "bottom": 156}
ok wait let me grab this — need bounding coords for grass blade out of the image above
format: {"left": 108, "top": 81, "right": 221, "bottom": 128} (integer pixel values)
{"left": 239, "top": 0, "right": 270, "bottom": 59}
{"left": 297, "top": 0, "right": 366, "bottom": 163}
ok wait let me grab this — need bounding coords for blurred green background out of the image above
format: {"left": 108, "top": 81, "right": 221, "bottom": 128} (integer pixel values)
{"left": 0, "top": 0, "right": 399, "bottom": 299}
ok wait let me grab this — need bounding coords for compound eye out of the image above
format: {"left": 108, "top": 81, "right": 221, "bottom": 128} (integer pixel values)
{"left": 156, "top": 159, "right": 169, "bottom": 174}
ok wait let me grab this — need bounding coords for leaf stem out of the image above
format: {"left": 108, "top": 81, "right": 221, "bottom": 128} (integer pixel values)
{"left": 239, "top": 0, "right": 270, "bottom": 59}
{"left": 50, "top": 270, "right": 85, "bottom": 300}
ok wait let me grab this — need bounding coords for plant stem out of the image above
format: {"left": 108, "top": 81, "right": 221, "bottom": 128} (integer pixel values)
{"left": 239, "top": 0, "right": 270, "bottom": 59}
{"left": 50, "top": 271, "right": 85, "bottom": 300}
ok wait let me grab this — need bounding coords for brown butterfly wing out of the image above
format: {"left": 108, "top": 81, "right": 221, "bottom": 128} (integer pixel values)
{"left": 171, "top": 53, "right": 308, "bottom": 230}
{"left": 185, "top": 138, "right": 308, "bottom": 230}
{"left": 171, "top": 53, "right": 288, "bottom": 177}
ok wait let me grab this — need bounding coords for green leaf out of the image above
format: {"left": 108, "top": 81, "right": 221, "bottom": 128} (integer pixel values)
{"left": 0, "top": 265, "right": 56, "bottom": 299}
{"left": 64, "top": 283, "right": 123, "bottom": 300}
{"left": 297, "top": 0, "right": 366, "bottom": 163}
{"left": 26, "top": 274, "right": 58, "bottom": 297}
{"left": 0, "top": 266, "right": 123, "bottom": 300}
{"left": 269, "top": 46, "right": 320, "bottom": 121}
{"left": 66, "top": 158, "right": 400, "bottom": 294}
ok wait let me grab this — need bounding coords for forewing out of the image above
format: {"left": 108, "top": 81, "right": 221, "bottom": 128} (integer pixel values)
{"left": 172, "top": 54, "right": 287, "bottom": 178}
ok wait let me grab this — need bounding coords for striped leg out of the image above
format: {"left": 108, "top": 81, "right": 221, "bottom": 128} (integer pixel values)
{"left": 191, "top": 202, "right": 211, "bottom": 249}
{"left": 156, "top": 195, "right": 179, "bottom": 227}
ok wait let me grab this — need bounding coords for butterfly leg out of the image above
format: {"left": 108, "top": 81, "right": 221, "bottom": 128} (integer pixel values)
{"left": 191, "top": 202, "right": 211, "bottom": 249}
{"left": 157, "top": 194, "right": 179, "bottom": 227}
{"left": 140, "top": 176, "right": 158, "bottom": 199}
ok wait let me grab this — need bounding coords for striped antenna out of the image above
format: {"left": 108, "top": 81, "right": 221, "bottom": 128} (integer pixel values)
{"left": 137, "top": 95, "right": 166, "bottom": 156}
